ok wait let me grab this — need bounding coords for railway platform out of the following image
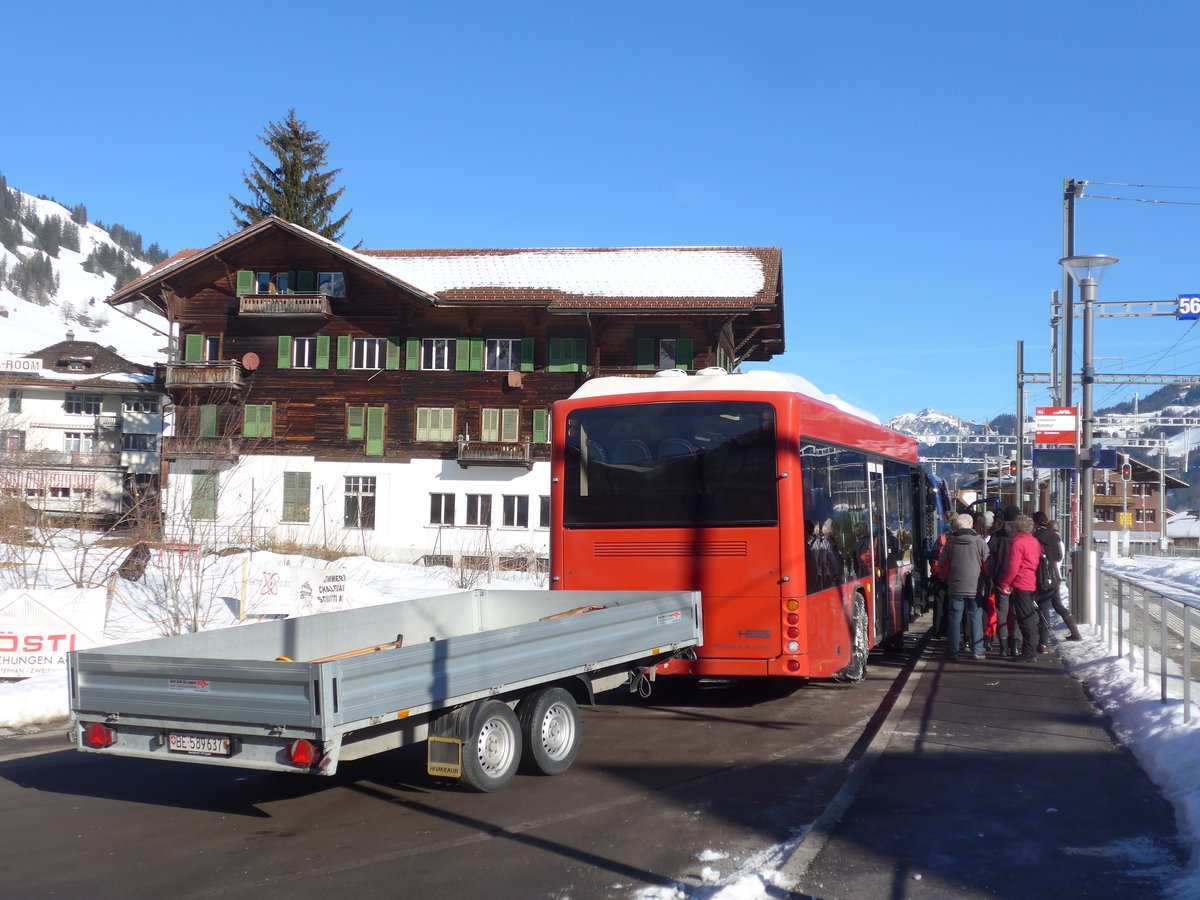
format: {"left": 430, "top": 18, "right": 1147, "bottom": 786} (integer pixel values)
{"left": 784, "top": 626, "right": 1189, "bottom": 899}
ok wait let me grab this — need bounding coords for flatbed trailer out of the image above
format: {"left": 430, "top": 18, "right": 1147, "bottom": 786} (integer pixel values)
{"left": 68, "top": 589, "right": 702, "bottom": 791}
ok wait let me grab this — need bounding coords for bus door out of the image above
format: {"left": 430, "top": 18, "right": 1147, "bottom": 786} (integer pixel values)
{"left": 866, "top": 461, "right": 892, "bottom": 641}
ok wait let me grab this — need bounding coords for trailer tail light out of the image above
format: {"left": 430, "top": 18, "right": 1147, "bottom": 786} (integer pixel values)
{"left": 286, "top": 739, "right": 319, "bottom": 768}
{"left": 84, "top": 723, "right": 116, "bottom": 749}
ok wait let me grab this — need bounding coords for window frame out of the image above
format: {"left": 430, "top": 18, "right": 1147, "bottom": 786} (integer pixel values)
{"left": 121, "top": 433, "right": 157, "bottom": 452}
{"left": 465, "top": 493, "right": 492, "bottom": 527}
{"left": 344, "top": 476, "right": 377, "bottom": 529}
{"left": 430, "top": 492, "right": 456, "bottom": 526}
{"left": 351, "top": 337, "right": 388, "bottom": 370}
{"left": 64, "top": 393, "right": 102, "bottom": 416}
{"left": 122, "top": 395, "right": 158, "bottom": 414}
{"left": 502, "top": 494, "right": 529, "bottom": 528}
{"left": 484, "top": 339, "right": 522, "bottom": 372}
{"left": 282, "top": 471, "right": 312, "bottom": 523}
{"left": 421, "top": 338, "right": 455, "bottom": 371}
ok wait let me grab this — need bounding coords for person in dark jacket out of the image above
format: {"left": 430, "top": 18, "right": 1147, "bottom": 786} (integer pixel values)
{"left": 988, "top": 506, "right": 1022, "bottom": 657}
{"left": 1033, "top": 510, "right": 1082, "bottom": 649}
{"left": 942, "top": 513, "right": 990, "bottom": 660}
{"left": 998, "top": 513, "right": 1041, "bottom": 663}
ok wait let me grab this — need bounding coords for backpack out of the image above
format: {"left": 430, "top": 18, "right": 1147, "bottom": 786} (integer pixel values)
{"left": 1036, "top": 553, "right": 1059, "bottom": 593}
{"left": 931, "top": 534, "right": 950, "bottom": 581}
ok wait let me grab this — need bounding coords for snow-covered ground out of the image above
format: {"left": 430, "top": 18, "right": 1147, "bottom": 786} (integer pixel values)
{"left": 2, "top": 546, "right": 1199, "bottom": 898}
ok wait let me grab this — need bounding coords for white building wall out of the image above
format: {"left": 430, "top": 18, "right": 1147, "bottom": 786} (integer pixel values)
{"left": 165, "top": 454, "right": 552, "bottom": 564}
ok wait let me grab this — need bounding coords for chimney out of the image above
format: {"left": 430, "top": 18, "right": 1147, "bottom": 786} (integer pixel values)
{"left": 65, "top": 329, "right": 75, "bottom": 342}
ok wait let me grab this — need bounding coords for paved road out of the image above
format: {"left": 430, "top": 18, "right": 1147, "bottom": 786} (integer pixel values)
{"left": 0, "top": 650, "right": 913, "bottom": 899}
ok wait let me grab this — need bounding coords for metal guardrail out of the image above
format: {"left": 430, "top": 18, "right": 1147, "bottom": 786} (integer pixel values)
{"left": 1097, "top": 569, "right": 1199, "bottom": 723}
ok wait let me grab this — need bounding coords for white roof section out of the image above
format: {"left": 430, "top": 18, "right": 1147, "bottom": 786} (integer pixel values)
{"left": 360, "top": 248, "right": 768, "bottom": 298}
{"left": 568, "top": 370, "right": 882, "bottom": 424}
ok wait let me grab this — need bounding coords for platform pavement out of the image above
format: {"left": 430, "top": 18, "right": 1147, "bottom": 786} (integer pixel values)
{"left": 780, "top": 625, "right": 1189, "bottom": 899}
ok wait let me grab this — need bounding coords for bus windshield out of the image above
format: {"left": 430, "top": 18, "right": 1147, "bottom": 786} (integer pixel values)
{"left": 562, "top": 401, "right": 778, "bottom": 528}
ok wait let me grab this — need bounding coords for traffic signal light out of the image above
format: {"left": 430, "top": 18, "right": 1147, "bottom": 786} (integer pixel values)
{"left": 1120, "top": 461, "right": 1132, "bottom": 481}
{"left": 1008, "top": 459, "right": 1017, "bottom": 476}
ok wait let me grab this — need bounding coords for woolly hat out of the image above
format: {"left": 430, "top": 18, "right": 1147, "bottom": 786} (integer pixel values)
{"left": 1003, "top": 505, "right": 1022, "bottom": 522}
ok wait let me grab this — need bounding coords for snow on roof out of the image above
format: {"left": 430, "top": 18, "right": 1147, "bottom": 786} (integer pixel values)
{"left": 568, "top": 370, "right": 882, "bottom": 424}
{"left": 358, "top": 248, "right": 768, "bottom": 299}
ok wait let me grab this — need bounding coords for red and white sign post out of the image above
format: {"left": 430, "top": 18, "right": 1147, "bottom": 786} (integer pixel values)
{"left": 1034, "top": 406, "right": 1079, "bottom": 445}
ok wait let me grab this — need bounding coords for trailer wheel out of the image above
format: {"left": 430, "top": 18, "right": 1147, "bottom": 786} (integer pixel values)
{"left": 517, "top": 687, "right": 581, "bottom": 775}
{"left": 459, "top": 700, "right": 522, "bottom": 792}
{"left": 834, "top": 593, "right": 869, "bottom": 684}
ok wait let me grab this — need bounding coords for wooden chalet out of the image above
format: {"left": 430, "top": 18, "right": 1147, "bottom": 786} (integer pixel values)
{"left": 106, "top": 217, "right": 784, "bottom": 563}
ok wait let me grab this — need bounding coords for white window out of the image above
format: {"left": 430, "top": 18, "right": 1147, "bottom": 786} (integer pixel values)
{"left": 430, "top": 493, "right": 455, "bottom": 526}
{"left": 255, "top": 271, "right": 272, "bottom": 293}
{"left": 123, "top": 396, "right": 158, "bottom": 413}
{"left": 275, "top": 272, "right": 290, "bottom": 293}
{"left": 416, "top": 407, "right": 455, "bottom": 442}
{"left": 421, "top": 338, "right": 454, "bottom": 371}
{"left": 65, "top": 432, "right": 96, "bottom": 453}
{"left": 481, "top": 408, "right": 520, "bottom": 443}
{"left": 466, "top": 494, "right": 492, "bottom": 526}
{"left": 65, "top": 394, "right": 102, "bottom": 415}
{"left": 485, "top": 339, "right": 522, "bottom": 372}
{"left": 658, "top": 338, "right": 678, "bottom": 370}
{"left": 502, "top": 495, "right": 529, "bottom": 528}
{"left": 352, "top": 338, "right": 387, "bottom": 370}
{"left": 344, "top": 476, "right": 377, "bottom": 529}
{"left": 50, "top": 487, "right": 70, "bottom": 499}
{"left": 293, "top": 337, "right": 318, "bottom": 369}
{"left": 317, "top": 272, "right": 346, "bottom": 298}
{"left": 203, "top": 336, "right": 220, "bottom": 361}
{"left": 538, "top": 495, "right": 550, "bottom": 529}
{"left": 122, "top": 433, "right": 158, "bottom": 451}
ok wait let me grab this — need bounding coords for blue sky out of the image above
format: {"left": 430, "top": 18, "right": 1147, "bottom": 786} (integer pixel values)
{"left": 6, "top": 0, "right": 1200, "bottom": 423}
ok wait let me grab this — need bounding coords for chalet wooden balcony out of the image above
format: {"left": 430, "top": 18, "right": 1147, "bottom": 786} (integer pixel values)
{"left": 238, "top": 293, "right": 332, "bottom": 317}
{"left": 0, "top": 449, "right": 123, "bottom": 469}
{"left": 164, "top": 361, "right": 245, "bottom": 391}
{"left": 161, "top": 436, "right": 239, "bottom": 461}
{"left": 456, "top": 440, "right": 533, "bottom": 468}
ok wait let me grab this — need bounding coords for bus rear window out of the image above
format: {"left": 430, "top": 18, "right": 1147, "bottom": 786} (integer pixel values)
{"left": 562, "top": 401, "right": 778, "bottom": 528}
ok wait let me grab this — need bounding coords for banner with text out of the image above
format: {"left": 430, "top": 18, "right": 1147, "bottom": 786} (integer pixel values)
{"left": 244, "top": 564, "right": 351, "bottom": 617}
{"left": 0, "top": 587, "right": 109, "bottom": 677}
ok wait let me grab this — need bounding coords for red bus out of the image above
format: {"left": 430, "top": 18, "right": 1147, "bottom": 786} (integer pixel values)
{"left": 550, "top": 370, "right": 929, "bottom": 682}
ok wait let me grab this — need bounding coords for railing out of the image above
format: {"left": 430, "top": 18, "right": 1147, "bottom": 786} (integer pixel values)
{"left": 1097, "top": 568, "right": 1200, "bottom": 723}
{"left": 161, "top": 436, "right": 239, "bottom": 460}
{"left": 238, "top": 293, "right": 332, "bottom": 316}
{"left": 164, "top": 361, "right": 245, "bottom": 390}
{"left": 0, "top": 449, "right": 122, "bottom": 468}
{"left": 456, "top": 440, "right": 533, "bottom": 468}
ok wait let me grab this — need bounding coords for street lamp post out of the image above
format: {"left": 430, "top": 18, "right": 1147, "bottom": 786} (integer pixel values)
{"left": 1058, "top": 254, "right": 1118, "bottom": 626}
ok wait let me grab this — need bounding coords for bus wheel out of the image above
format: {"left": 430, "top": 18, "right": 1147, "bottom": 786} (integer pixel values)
{"left": 835, "top": 593, "right": 869, "bottom": 683}
{"left": 517, "top": 687, "right": 582, "bottom": 775}
{"left": 459, "top": 700, "right": 523, "bottom": 792}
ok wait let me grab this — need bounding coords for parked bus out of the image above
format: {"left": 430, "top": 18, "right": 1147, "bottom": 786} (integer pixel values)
{"left": 550, "top": 369, "right": 932, "bottom": 682}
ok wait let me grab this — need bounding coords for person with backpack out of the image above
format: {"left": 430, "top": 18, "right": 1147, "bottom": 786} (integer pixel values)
{"left": 941, "top": 513, "right": 989, "bottom": 660}
{"left": 996, "top": 513, "right": 1042, "bottom": 663}
{"left": 1033, "top": 510, "right": 1082, "bottom": 650}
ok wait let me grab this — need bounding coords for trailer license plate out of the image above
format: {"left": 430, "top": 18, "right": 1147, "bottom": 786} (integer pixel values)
{"left": 168, "top": 732, "right": 231, "bottom": 757}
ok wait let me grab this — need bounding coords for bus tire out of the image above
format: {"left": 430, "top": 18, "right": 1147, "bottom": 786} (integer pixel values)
{"left": 459, "top": 699, "right": 523, "bottom": 792}
{"left": 835, "top": 593, "right": 869, "bottom": 683}
{"left": 517, "top": 687, "right": 582, "bottom": 775}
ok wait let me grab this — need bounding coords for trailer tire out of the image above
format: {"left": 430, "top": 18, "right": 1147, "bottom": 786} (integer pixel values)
{"left": 834, "top": 593, "right": 869, "bottom": 684}
{"left": 517, "top": 687, "right": 581, "bottom": 776}
{"left": 459, "top": 700, "right": 522, "bottom": 792}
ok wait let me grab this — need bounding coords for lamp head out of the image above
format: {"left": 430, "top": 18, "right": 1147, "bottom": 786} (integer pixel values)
{"left": 1059, "top": 254, "right": 1119, "bottom": 285}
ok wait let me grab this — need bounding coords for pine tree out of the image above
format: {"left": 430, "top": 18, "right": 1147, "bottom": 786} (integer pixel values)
{"left": 229, "top": 109, "right": 352, "bottom": 241}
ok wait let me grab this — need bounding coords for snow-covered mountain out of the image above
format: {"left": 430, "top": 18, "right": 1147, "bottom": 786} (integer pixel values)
{"left": 0, "top": 186, "right": 167, "bottom": 364}
{"left": 886, "top": 408, "right": 982, "bottom": 438}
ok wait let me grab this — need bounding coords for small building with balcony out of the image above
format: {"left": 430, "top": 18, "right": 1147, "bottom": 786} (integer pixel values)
{"left": 0, "top": 334, "right": 166, "bottom": 523}
{"left": 106, "top": 217, "right": 784, "bottom": 566}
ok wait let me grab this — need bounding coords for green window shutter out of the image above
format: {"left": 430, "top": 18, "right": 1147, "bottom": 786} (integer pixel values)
{"left": 636, "top": 338, "right": 655, "bottom": 370}
{"left": 277, "top": 336, "right": 292, "bottom": 370}
{"left": 455, "top": 337, "right": 471, "bottom": 371}
{"left": 470, "top": 338, "right": 484, "bottom": 372}
{"left": 282, "top": 472, "right": 311, "bottom": 522}
{"left": 406, "top": 338, "right": 420, "bottom": 370}
{"left": 365, "top": 406, "right": 385, "bottom": 456}
{"left": 532, "top": 409, "right": 548, "bottom": 444}
{"left": 184, "top": 333, "right": 203, "bottom": 362}
{"left": 481, "top": 408, "right": 499, "bottom": 442}
{"left": 347, "top": 405, "right": 365, "bottom": 440}
{"left": 261, "top": 404, "right": 273, "bottom": 438}
{"left": 315, "top": 335, "right": 330, "bottom": 369}
{"left": 572, "top": 338, "right": 588, "bottom": 372}
{"left": 676, "top": 338, "right": 694, "bottom": 371}
{"left": 243, "top": 405, "right": 265, "bottom": 438}
{"left": 296, "top": 270, "right": 315, "bottom": 292}
{"left": 439, "top": 408, "right": 455, "bottom": 441}
{"left": 235, "top": 270, "right": 255, "bottom": 297}
{"left": 500, "top": 408, "right": 519, "bottom": 443}
{"left": 416, "top": 407, "right": 430, "bottom": 441}
{"left": 285, "top": 271, "right": 297, "bottom": 295}
{"left": 191, "top": 470, "right": 218, "bottom": 520}
{"left": 520, "top": 337, "right": 535, "bottom": 372}
{"left": 386, "top": 337, "right": 402, "bottom": 370}
{"left": 199, "top": 404, "right": 217, "bottom": 438}
{"left": 336, "top": 335, "right": 351, "bottom": 369}
{"left": 548, "top": 339, "right": 564, "bottom": 373}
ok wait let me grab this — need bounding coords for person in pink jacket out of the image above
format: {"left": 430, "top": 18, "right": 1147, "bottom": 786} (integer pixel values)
{"left": 997, "top": 513, "right": 1041, "bottom": 663}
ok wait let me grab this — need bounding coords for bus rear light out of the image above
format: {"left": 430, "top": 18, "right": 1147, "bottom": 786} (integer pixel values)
{"left": 786, "top": 600, "right": 799, "bottom": 612}
{"left": 786, "top": 613, "right": 799, "bottom": 626}
{"left": 786, "top": 641, "right": 800, "bottom": 654}
{"left": 787, "top": 627, "right": 799, "bottom": 640}
{"left": 84, "top": 723, "right": 116, "bottom": 749}
{"left": 286, "top": 739, "right": 319, "bottom": 768}
{"left": 786, "top": 659, "right": 801, "bottom": 673}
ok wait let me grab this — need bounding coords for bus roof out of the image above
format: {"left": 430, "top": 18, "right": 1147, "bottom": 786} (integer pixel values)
{"left": 567, "top": 370, "right": 882, "bottom": 425}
